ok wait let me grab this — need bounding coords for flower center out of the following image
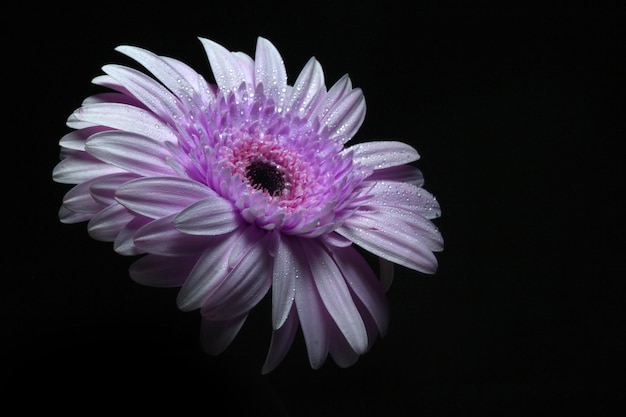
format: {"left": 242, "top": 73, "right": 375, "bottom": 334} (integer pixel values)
{"left": 245, "top": 160, "right": 285, "bottom": 196}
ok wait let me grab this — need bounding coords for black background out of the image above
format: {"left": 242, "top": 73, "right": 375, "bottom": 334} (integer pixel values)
{"left": 4, "top": 1, "right": 624, "bottom": 415}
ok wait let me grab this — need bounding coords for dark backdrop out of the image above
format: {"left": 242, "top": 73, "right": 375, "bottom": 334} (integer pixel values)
{"left": 4, "top": 2, "right": 624, "bottom": 415}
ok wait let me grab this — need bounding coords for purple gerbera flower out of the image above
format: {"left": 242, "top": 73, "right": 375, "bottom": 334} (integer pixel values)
{"left": 52, "top": 36, "right": 443, "bottom": 373}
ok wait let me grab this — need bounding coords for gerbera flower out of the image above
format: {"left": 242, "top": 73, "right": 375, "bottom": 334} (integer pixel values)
{"left": 52, "top": 36, "right": 443, "bottom": 373}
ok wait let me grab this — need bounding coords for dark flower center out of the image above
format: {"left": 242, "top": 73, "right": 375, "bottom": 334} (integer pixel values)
{"left": 245, "top": 160, "right": 285, "bottom": 195}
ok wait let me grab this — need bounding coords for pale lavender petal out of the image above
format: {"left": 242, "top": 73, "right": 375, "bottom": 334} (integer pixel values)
{"left": 321, "top": 88, "right": 366, "bottom": 144}
{"left": 200, "top": 314, "right": 248, "bottom": 355}
{"left": 176, "top": 229, "right": 243, "bottom": 311}
{"left": 350, "top": 141, "right": 420, "bottom": 169}
{"left": 85, "top": 131, "right": 176, "bottom": 177}
{"left": 304, "top": 240, "right": 368, "bottom": 354}
{"left": 285, "top": 57, "right": 325, "bottom": 117}
{"left": 59, "top": 127, "right": 105, "bottom": 151}
{"left": 310, "top": 74, "right": 352, "bottom": 124}
{"left": 330, "top": 244, "right": 389, "bottom": 335}
{"left": 68, "top": 103, "right": 178, "bottom": 143}
{"left": 115, "top": 45, "right": 204, "bottom": 112}
{"left": 59, "top": 205, "right": 93, "bottom": 224}
{"left": 62, "top": 178, "right": 106, "bottom": 214}
{"left": 199, "top": 37, "right": 253, "bottom": 96}
{"left": 262, "top": 310, "right": 299, "bottom": 374}
{"left": 366, "top": 165, "right": 425, "bottom": 186}
{"left": 113, "top": 216, "right": 152, "bottom": 255}
{"left": 366, "top": 181, "right": 442, "bottom": 219}
{"left": 115, "top": 176, "right": 215, "bottom": 219}
{"left": 129, "top": 253, "right": 197, "bottom": 288}
{"left": 133, "top": 215, "right": 214, "bottom": 256}
{"left": 201, "top": 235, "right": 273, "bottom": 320}
{"left": 271, "top": 236, "right": 298, "bottom": 328}
{"left": 87, "top": 203, "right": 133, "bottom": 242}
{"left": 337, "top": 214, "right": 439, "bottom": 273}
{"left": 254, "top": 37, "right": 288, "bottom": 106}
{"left": 90, "top": 172, "right": 140, "bottom": 206}
{"left": 294, "top": 241, "right": 330, "bottom": 369}
{"left": 329, "top": 325, "right": 360, "bottom": 368}
{"left": 53, "top": 151, "right": 125, "bottom": 184}
{"left": 173, "top": 196, "right": 240, "bottom": 236}
{"left": 102, "top": 64, "right": 186, "bottom": 125}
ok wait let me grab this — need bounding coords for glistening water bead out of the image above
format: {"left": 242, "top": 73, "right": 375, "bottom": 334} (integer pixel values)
{"left": 245, "top": 160, "right": 286, "bottom": 196}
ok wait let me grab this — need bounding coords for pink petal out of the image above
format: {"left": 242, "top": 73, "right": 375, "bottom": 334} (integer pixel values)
{"left": 115, "top": 176, "right": 215, "bottom": 219}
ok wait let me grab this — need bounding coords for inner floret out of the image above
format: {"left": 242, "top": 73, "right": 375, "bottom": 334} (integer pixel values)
{"left": 245, "top": 160, "right": 285, "bottom": 196}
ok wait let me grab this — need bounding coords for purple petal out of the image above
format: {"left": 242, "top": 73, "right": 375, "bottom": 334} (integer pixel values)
{"left": 115, "top": 176, "right": 215, "bottom": 219}
{"left": 366, "top": 165, "right": 425, "bottom": 186}
{"left": 129, "top": 253, "right": 198, "bottom": 288}
{"left": 350, "top": 141, "right": 420, "bottom": 169}
{"left": 90, "top": 172, "right": 140, "bottom": 206}
{"left": 303, "top": 240, "right": 368, "bottom": 355}
{"left": 310, "top": 74, "right": 352, "bottom": 124}
{"left": 85, "top": 131, "right": 176, "bottom": 177}
{"left": 329, "top": 325, "right": 360, "bottom": 368}
{"left": 200, "top": 315, "right": 248, "bottom": 355}
{"left": 173, "top": 196, "right": 240, "bottom": 236}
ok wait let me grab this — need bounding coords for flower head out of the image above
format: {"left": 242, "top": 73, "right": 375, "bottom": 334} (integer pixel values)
{"left": 52, "top": 37, "right": 443, "bottom": 372}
